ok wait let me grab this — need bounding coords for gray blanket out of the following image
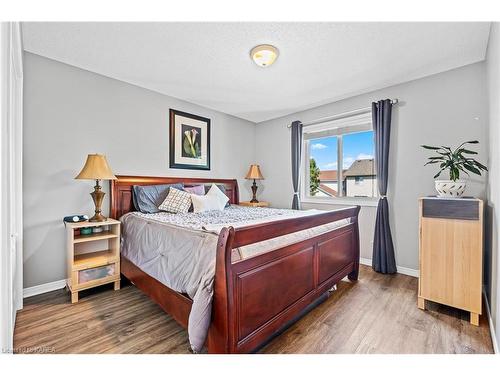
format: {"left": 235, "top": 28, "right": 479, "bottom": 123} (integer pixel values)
{"left": 120, "top": 206, "right": 349, "bottom": 352}
{"left": 121, "top": 213, "right": 218, "bottom": 353}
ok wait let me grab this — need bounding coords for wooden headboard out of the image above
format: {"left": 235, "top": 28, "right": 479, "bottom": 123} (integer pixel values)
{"left": 110, "top": 175, "right": 240, "bottom": 219}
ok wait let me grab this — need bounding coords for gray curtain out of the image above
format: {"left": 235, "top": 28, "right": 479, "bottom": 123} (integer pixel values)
{"left": 372, "top": 99, "right": 397, "bottom": 274}
{"left": 291, "top": 120, "right": 303, "bottom": 210}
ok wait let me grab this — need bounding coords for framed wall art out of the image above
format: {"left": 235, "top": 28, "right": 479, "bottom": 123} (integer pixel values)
{"left": 169, "top": 109, "right": 211, "bottom": 170}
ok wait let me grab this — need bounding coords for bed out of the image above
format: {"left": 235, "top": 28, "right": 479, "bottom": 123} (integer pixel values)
{"left": 110, "top": 175, "right": 360, "bottom": 353}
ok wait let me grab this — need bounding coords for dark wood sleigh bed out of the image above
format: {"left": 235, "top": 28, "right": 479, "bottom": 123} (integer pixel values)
{"left": 110, "top": 175, "right": 360, "bottom": 353}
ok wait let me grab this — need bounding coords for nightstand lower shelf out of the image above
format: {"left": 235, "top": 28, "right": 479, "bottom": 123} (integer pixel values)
{"left": 67, "top": 275, "right": 120, "bottom": 303}
{"left": 73, "top": 249, "right": 118, "bottom": 270}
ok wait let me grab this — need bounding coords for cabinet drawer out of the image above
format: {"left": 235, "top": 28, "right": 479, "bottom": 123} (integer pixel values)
{"left": 78, "top": 264, "right": 115, "bottom": 283}
{"left": 422, "top": 198, "right": 479, "bottom": 220}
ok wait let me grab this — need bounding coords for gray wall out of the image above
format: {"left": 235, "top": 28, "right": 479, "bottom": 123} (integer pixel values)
{"left": 23, "top": 52, "right": 490, "bottom": 290}
{"left": 23, "top": 52, "right": 256, "bottom": 288}
{"left": 255, "top": 62, "right": 488, "bottom": 270}
{"left": 486, "top": 22, "right": 500, "bottom": 350}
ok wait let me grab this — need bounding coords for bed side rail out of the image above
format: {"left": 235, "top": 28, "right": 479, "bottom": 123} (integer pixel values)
{"left": 231, "top": 205, "right": 360, "bottom": 248}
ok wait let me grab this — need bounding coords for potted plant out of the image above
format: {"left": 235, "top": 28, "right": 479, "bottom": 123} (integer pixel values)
{"left": 421, "top": 140, "right": 487, "bottom": 197}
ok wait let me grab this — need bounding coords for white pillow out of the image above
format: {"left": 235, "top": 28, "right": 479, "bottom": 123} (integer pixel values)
{"left": 208, "top": 183, "right": 230, "bottom": 207}
{"left": 191, "top": 184, "right": 229, "bottom": 213}
{"left": 158, "top": 187, "right": 192, "bottom": 213}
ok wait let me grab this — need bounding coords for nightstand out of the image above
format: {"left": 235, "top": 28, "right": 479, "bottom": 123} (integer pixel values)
{"left": 239, "top": 201, "right": 270, "bottom": 207}
{"left": 65, "top": 218, "right": 121, "bottom": 303}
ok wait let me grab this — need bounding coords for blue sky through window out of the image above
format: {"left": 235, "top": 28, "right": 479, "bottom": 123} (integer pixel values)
{"left": 310, "top": 131, "right": 375, "bottom": 171}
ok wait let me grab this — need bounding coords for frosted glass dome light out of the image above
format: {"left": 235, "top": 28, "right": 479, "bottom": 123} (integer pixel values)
{"left": 250, "top": 44, "right": 279, "bottom": 67}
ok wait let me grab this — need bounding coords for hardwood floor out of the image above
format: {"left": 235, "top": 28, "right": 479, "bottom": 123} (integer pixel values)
{"left": 14, "top": 265, "right": 494, "bottom": 354}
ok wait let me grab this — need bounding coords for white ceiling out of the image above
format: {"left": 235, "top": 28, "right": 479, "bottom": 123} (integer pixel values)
{"left": 22, "top": 22, "right": 491, "bottom": 123}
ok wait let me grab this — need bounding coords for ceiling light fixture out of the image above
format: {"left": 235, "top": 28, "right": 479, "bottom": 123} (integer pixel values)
{"left": 250, "top": 44, "right": 279, "bottom": 67}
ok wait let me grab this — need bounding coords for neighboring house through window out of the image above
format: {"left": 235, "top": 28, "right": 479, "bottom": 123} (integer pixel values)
{"left": 303, "top": 111, "right": 378, "bottom": 200}
{"left": 355, "top": 176, "right": 364, "bottom": 184}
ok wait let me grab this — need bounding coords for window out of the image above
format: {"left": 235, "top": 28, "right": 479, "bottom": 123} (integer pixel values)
{"left": 304, "top": 112, "right": 378, "bottom": 200}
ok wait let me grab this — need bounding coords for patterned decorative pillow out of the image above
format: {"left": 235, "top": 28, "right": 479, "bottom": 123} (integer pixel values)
{"left": 158, "top": 187, "right": 192, "bottom": 213}
{"left": 132, "top": 183, "right": 184, "bottom": 213}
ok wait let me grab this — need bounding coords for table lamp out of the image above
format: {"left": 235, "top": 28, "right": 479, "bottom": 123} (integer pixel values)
{"left": 245, "top": 164, "right": 264, "bottom": 203}
{"left": 75, "top": 154, "right": 117, "bottom": 222}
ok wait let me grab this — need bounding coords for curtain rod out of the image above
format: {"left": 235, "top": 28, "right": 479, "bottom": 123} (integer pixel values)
{"left": 287, "top": 98, "right": 399, "bottom": 128}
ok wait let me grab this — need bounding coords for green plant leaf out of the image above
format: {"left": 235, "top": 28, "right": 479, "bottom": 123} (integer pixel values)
{"left": 457, "top": 165, "right": 470, "bottom": 176}
{"left": 424, "top": 160, "right": 441, "bottom": 166}
{"left": 448, "top": 165, "right": 460, "bottom": 181}
{"left": 423, "top": 140, "right": 486, "bottom": 180}
{"left": 459, "top": 149, "right": 478, "bottom": 155}
{"left": 473, "top": 160, "right": 488, "bottom": 171}
{"left": 421, "top": 145, "right": 441, "bottom": 150}
{"left": 463, "top": 163, "right": 481, "bottom": 175}
{"left": 454, "top": 140, "right": 479, "bottom": 151}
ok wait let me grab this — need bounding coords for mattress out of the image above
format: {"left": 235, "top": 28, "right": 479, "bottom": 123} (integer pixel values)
{"left": 120, "top": 205, "right": 352, "bottom": 352}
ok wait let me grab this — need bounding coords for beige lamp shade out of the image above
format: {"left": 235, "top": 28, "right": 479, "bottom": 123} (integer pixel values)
{"left": 75, "top": 154, "right": 117, "bottom": 180}
{"left": 245, "top": 164, "right": 264, "bottom": 180}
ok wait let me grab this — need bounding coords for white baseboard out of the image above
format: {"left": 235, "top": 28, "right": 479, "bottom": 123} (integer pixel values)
{"left": 359, "top": 257, "right": 419, "bottom": 278}
{"left": 395, "top": 265, "right": 420, "bottom": 278}
{"left": 483, "top": 290, "right": 499, "bottom": 354}
{"left": 23, "top": 279, "right": 66, "bottom": 299}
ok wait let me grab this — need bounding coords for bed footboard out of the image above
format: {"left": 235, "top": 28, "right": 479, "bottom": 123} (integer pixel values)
{"left": 208, "top": 206, "right": 360, "bottom": 353}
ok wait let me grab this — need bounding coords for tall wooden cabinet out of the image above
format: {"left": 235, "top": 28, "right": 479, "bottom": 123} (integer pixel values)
{"left": 418, "top": 197, "right": 483, "bottom": 325}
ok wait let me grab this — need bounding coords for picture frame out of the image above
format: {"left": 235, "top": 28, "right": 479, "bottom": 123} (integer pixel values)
{"left": 169, "top": 109, "right": 211, "bottom": 170}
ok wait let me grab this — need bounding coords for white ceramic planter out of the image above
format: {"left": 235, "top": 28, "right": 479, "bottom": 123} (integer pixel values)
{"left": 434, "top": 180, "right": 467, "bottom": 198}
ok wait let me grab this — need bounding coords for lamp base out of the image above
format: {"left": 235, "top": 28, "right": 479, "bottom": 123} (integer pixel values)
{"left": 89, "top": 212, "right": 107, "bottom": 222}
{"left": 250, "top": 179, "right": 259, "bottom": 203}
{"left": 89, "top": 180, "right": 107, "bottom": 222}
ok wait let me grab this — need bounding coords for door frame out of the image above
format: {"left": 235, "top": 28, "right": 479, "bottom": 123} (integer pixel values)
{"left": 0, "top": 21, "right": 23, "bottom": 354}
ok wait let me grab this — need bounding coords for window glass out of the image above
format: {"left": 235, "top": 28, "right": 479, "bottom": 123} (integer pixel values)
{"left": 309, "top": 137, "right": 338, "bottom": 197}
{"left": 343, "top": 131, "right": 377, "bottom": 198}
{"left": 304, "top": 114, "right": 377, "bottom": 200}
